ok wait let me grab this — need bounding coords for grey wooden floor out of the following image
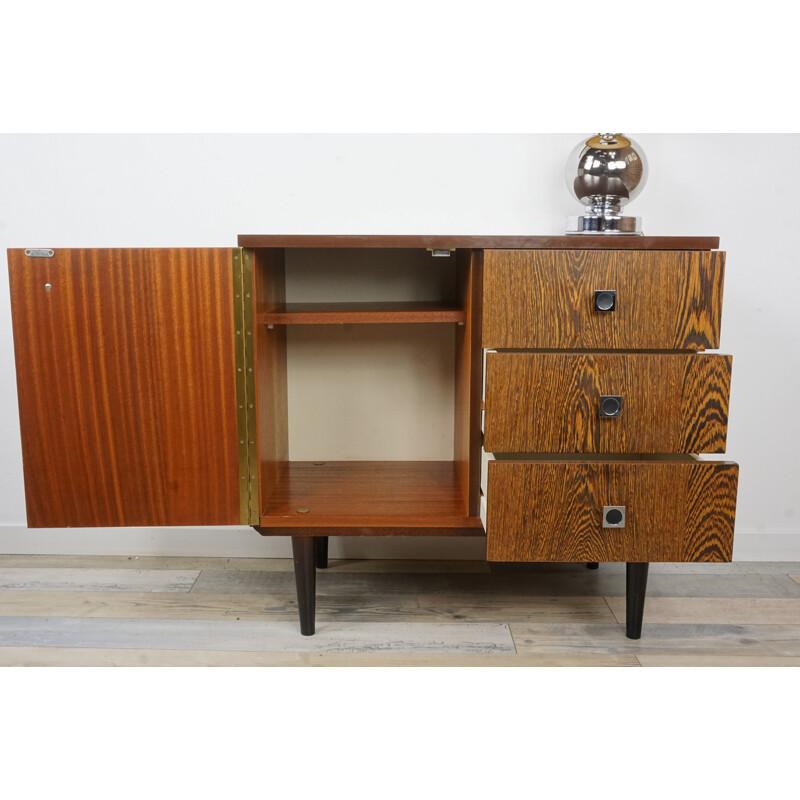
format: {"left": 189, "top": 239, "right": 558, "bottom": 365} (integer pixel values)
{"left": 1, "top": 554, "right": 799, "bottom": 666}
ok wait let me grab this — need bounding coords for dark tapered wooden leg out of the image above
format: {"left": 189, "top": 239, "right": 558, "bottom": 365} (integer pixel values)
{"left": 626, "top": 562, "right": 649, "bottom": 640}
{"left": 292, "top": 536, "right": 316, "bottom": 636}
{"left": 586, "top": 562, "right": 599, "bottom": 569}
{"left": 315, "top": 536, "right": 329, "bottom": 569}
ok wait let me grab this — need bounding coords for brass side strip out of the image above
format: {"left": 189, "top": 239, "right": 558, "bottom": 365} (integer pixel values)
{"left": 241, "top": 248, "right": 260, "bottom": 524}
{"left": 232, "top": 248, "right": 250, "bottom": 524}
{"left": 233, "top": 248, "right": 260, "bottom": 524}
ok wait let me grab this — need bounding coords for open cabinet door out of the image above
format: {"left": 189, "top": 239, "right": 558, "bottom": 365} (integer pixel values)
{"left": 8, "top": 248, "right": 242, "bottom": 528}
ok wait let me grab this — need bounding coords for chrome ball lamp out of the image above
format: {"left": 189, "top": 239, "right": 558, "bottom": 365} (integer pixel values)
{"left": 565, "top": 133, "right": 648, "bottom": 234}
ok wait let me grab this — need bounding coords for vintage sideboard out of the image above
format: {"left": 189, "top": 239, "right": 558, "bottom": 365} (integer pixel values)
{"left": 7, "top": 235, "right": 738, "bottom": 638}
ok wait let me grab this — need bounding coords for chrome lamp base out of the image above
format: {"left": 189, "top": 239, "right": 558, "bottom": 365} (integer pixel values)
{"left": 566, "top": 215, "right": 642, "bottom": 235}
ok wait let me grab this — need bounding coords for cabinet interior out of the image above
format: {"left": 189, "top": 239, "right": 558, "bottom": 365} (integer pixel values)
{"left": 252, "top": 247, "right": 483, "bottom": 531}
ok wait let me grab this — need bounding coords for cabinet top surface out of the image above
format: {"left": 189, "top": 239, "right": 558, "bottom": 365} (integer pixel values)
{"left": 237, "top": 235, "right": 720, "bottom": 250}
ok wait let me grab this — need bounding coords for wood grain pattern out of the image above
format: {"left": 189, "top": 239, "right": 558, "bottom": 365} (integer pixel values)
{"left": 482, "top": 249, "right": 726, "bottom": 350}
{"left": 3, "top": 555, "right": 799, "bottom": 666}
{"left": 253, "top": 248, "right": 289, "bottom": 515}
{"left": 260, "top": 302, "right": 465, "bottom": 324}
{"left": 0, "top": 555, "right": 492, "bottom": 572}
{"left": 238, "top": 235, "right": 720, "bottom": 250}
{"left": 7, "top": 248, "right": 240, "bottom": 527}
{"left": 636, "top": 656, "right": 800, "bottom": 667}
{"left": 189, "top": 567, "right": 800, "bottom": 598}
{"left": 21, "top": 556, "right": 791, "bottom": 576}
{"left": 604, "top": 597, "right": 800, "bottom": 625}
{"left": 483, "top": 352, "right": 732, "bottom": 453}
{"left": 257, "top": 461, "right": 484, "bottom": 531}
{"left": 9, "top": 646, "right": 800, "bottom": 666}
{"left": 0, "top": 590, "right": 615, "bottom": 623}
{"left": 485, "top": 459, "right": 738, "bottom": 562}
{"left": 0, "top": 617, "right": 516, "bottom": 654}
{"left": 509, "top": 622, "right": 800, "bottom": 656}
{"left": 454, "top": 249, "right": 483, "bottom": 515}
{"left": 0, "top": 568, "right": 199, "bottom": 592}
{"left": 0, "top": 648, "right": 643, "bottom": 667}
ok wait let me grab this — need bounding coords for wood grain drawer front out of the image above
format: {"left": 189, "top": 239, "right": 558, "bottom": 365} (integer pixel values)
{"left": 483, "top": 352, "right": 732, "bottom": 454}
{"left": 482, "top": 249, "right": 725, "bottom": 350}
{"left": 485, "top": 459, "right": 738, "bottom": 562}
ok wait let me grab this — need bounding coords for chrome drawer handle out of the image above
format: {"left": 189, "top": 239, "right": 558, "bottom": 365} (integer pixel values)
{"left": 599, "top": 395, "right": 623, "bottom": 418}
{"left": 603, "top": 506, "right": 626, "bottom": 528}
{"left": 594, "top": 289, "right": 616, "bottom": 312}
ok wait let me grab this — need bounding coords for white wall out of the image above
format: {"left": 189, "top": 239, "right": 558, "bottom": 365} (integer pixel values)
{"left": 0, "top": 133, "right": 797, "bottom": 559}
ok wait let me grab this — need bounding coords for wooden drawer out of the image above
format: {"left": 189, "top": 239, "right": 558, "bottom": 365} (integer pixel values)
{"left": 483, "top": 351, "right": 732, "bottom": 454}
{"left": 483, "top": 456, "right": 738, "bottom": 562}
{"left": 482, "top": 249, "right": 725, "bottom": 350}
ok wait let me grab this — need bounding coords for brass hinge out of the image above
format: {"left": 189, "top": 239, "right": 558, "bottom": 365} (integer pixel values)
{"left": 232, "top": 248, "right": 260, "bottom": 525}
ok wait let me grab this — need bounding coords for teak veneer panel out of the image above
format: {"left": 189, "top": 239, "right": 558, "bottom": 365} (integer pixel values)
{"left": 7, "top": 248, "right": 240, "bottom": 527}
{"left": 239, "top": 235, "right": 720, "bottom": 250}
{"left": 486, "top": 460, "right": 738, "bottom": 562}
{"left": 454, "top": 249, "right": 483, "bottom": 516}
{"left": 258, "top": 461, "right": 483, "bottom": 531}
{"left": 483, "top": 352, "right": 732, "bottom": 453}
{"left": 483, "top": 249, "right": 725, "bottom": 350}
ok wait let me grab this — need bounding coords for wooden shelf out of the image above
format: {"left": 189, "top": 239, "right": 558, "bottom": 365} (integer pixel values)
{"left": 260, "top": 302, "right": 466, "bottom": 325}
{"left": 257, "top": 461, "right": 484, "bottom": 533}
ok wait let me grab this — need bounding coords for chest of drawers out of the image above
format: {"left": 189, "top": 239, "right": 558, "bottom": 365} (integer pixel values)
{"left": 7, "top": 235, "right": 738, "bottom": 639}
{"left": 480, "top": 245, "right": 737, "bottom": 636}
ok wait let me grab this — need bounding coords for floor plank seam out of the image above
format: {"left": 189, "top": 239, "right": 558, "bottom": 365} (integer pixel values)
{"left": 602, "top": 596, "right": 622, "bottom": 624}
{"left": 507, "top": 623, "right": 520, "bottom": 655}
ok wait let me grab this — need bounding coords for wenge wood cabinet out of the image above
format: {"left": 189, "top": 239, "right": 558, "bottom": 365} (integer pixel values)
{"left": 482, "top": 249, "right": 725, "bottom": 350}
{"left": 7, "top": 235, "right": 739, "bottom": 639}
{"left": 483, "top": 352, "right": 732, "bottom": 454}
{"left": 483, "top": 458, "right": 738, "bottom": 563}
